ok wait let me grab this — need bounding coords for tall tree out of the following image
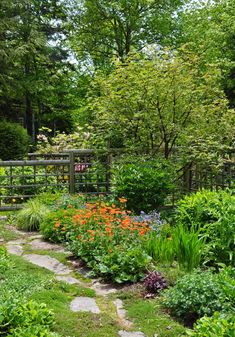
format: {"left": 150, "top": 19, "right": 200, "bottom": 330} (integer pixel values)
{"left": 175, "top": 0, "right": 235, "bottom": 106}
{"left": 71, "top": 0, "right": 187, "bottom": 70}
{"left": 87, "top": 51, "right": 234, "bottom": 159}
{"left": 0, "top": 0, "right": 77, "bottom": 138}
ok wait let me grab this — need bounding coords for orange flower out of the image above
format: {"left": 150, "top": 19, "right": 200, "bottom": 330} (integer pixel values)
{"left": 54, "top": 222, "right": 60, "bottom": 228}
{"left": 87, "top": 229, "right": 95, "bottom": 236}
{"left": 139, "top": 229, "right": 146, "bottom": 236}
{"left": 119, "top": 197, "right": 127, "bottom": 203}
{"left": 73, "top": 214, "right": 81, "bottom": 220}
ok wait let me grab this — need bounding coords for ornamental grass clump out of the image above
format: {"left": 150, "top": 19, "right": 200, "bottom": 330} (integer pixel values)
{"left": 40, "top": 198, "right": 152, "bottom": 283}
{"left": 17, "top": 199, "right": 50, "bottom": 231}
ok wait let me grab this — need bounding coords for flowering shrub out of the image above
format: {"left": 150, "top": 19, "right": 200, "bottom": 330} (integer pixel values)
{"left": 40, "top": 198, "right": 152, "bottom": 282}
{"left": 36, "top": 126, "right": 92, "bottom": 154}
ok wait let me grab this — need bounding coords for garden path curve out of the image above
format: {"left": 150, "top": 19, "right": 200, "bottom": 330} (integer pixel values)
{"left": 5, "top": 232, "right": 145, "bottom": 337}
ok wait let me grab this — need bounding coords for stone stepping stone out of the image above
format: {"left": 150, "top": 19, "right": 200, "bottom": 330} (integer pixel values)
{"left": 6, "top": 244, "right": 23, "bottom": 256}
{"left": 55, "top": 275, "right": 83, "bottom": 285}
{"left": 91, "top": 280, "right": 118, "bottom": 296}
{"left": 118, "top": 331, "right": 145, "bottom": 337}
{"left": 29, "top": 239, "right": 64, "bottom": 251}
{"left": 70, "top": 297, "right": 100, "bottom": 314}
{"left": 7, "top": 239, "right": 26, "bottom": 245}
{"left": 28, "top": 234, "right": 43, "bottom": 240}
{"left": 24, "top": 254, "right": 72, "bottom": 275}
{"left": 114, "top": 299, "right": 133, "bottom": 328}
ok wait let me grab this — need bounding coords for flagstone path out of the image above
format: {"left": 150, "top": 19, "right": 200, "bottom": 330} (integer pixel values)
{"left": 4, "top": 231, "right": 145, "bottom": 337}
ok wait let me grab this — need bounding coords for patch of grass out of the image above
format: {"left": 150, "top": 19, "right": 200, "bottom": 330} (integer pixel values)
{"left": 49, "top": 280, "right": 96, "bottom": 298}
{"left": 123, "top": 296, "right": 186, "bottom": 337}
{"left": 2, "top": 254, "right": 120, "bottom": 336}
{"left": 16, "top": 199, "right": 50, "bottom": 231}
{"left": 54, "top": 311, "right": 120, "bottom": 337}
{"left": 0, "top": 221, "right": 21, "bottom": 241}
{"left": 31, "top": 287, "right": 120, "bottom": 337}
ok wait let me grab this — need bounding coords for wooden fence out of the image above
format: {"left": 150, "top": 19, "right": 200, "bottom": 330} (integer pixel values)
{"left": 1, "top": 149, "right": 235, "bottom": 211}
{"left": 0, "top": 150, "right": 111, "bottom": 210}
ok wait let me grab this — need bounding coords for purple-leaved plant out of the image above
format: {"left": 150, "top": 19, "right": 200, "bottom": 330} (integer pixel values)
{"left": 144, "top": 271, "right": 167, "bottom": 295}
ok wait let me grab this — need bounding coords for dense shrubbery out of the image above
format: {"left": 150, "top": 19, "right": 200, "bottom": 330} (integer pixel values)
{"left": 176, "top": 189, "right": 235, "bottom": 228}
{"left": 163, "top": 269, "right": 235, "bottom": 324}
{"left": 0, "top": 119, "right": 30, "bottom": 160}
{"left": 176, "top": 190, "right": 235, "bottom": 266}
{"left": 111, "top": 156, "right": 175, "bottom": 212}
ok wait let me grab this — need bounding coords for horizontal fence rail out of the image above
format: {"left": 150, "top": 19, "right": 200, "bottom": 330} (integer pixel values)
{"left": 1, "top": 149, "right": 235, "bottom": 211}
{"left": 0, "top": 150, "right": 111, "bottom": 210}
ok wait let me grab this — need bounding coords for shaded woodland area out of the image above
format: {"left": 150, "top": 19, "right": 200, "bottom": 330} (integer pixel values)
{"left": 0, "top": 0, "right": 234, "bottom": 162}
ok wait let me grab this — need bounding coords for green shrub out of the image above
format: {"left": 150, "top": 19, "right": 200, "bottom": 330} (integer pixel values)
{"left": 187, "top": 312, "right": 235, "bottom": 337}
{"left": 0, "top": 119, "right": 30, "bottom": 160}
{"left": 40, "top": 208, "right": 76, "bottom": 242}
{"left": 0, "top": 298, "right": 54, "bottom": 336}
{"left": 163, "top": 270, "right": 233, "bottom": 324}
{"left": 112, "top": 156, "right": 175, "bottom": 213}
{"left": 176, "top": 189, "right": 235, "bottom": 228}
{"left": 52, "top": 193, "right": 87, "bottom": 210}
{"left": 17, "top": 199, "right": 50, "bottom": 231}
{"left": 176, "top": 190, "right": 235, "bottom": 266}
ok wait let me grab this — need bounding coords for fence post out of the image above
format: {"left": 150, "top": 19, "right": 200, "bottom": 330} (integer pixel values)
{"left": 69, "top": 152, "right": 75, "bottom": 194}
{"left": 106, "top": 151, "right": 112, "bottom": 193}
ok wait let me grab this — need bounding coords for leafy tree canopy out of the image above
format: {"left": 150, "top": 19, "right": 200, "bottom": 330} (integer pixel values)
{"left": 71, "top": 0, "right": 188, "bottom": 70}
{"left": 86, "top": 50, "right": 234, "bottom": 162}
